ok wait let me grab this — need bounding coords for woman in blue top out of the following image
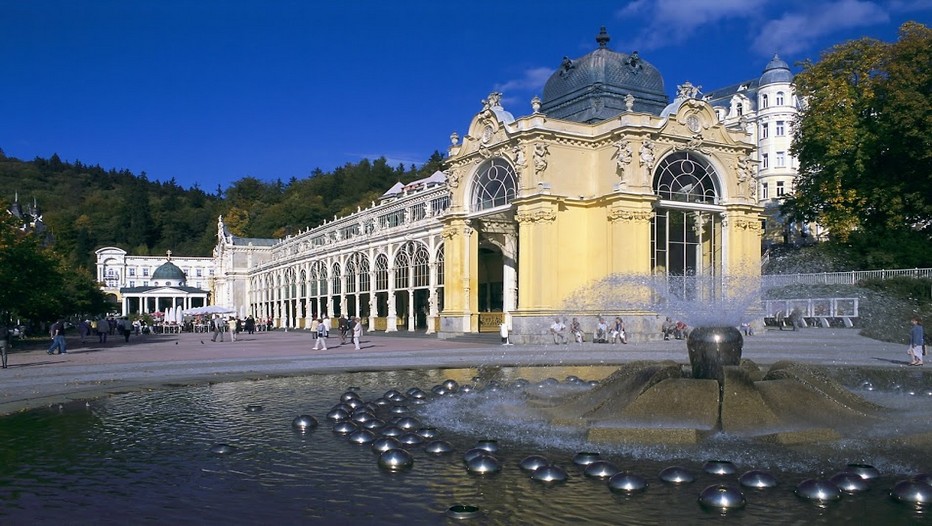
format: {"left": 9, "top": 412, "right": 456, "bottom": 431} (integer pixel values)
{"left": 908, "top": 317, "right": 924, "bottom": 366}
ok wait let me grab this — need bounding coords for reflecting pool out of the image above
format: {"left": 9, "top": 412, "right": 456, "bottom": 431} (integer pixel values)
{"left": 0, "top": 366, "right": 929, "bottom": 525}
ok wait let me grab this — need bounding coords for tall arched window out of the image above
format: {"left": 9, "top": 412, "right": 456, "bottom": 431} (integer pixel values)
{"left": 413, "top": 244, "right": 430, "bottom": 288}
{"left": 357, "top": 254, "right": 371, "bottom": 292}
{"left": 331, "top": 263, "right": 341, "bottom": 295}
{"left": 375, "top": 254, "right": 389, "bottom": 292}
{"left": 436, "top": 246, "right": 445, "bottom": 286}
{"left": 761, "top": 94, "right": 768, "bottom": 108}
{"left": 776, "top": 91, "right": 785, "bottom": 105}
{"left": 653, "top": 152, "right": 720, "bottom": 204}
{"left": 471, "top": 157, "right": 517, "bottom": 212}
{"left": 394, "top": 247, "right": 411, "bottom": 289}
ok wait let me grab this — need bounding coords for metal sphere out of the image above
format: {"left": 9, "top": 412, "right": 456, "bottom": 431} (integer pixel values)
{"left": 659, "top": 466, "right": 696, "bottom": 484}
{"left": 441, "top": 379, "right": 459, "bottom": 392}
{"left": 424, "top": 440, "right": 454, "bottom": 454}
{"left": 519, "top": 455, "right": 550, "bottom": 472}
{"left": 587, "top": 380, "right": 600, "bottom": 387}
{"left": 739, "top": 470, "right": 778, "bottom": 489}
{"left": 395, "top": 417, "right": 420, "bottom": 430}
{"left": 608, "top": 472, "right": 648, "bottom": 493}
{"left": 388, "top": 393, "right": 407, "bottom": 403}
{"left": 475, "top": 439, "right": 499, "bottom": 454}
{"left": 399, "top": 432, "right": 424, "bottom": 446}
{"left": 361, "top": 418, "right": 385, "bottom": 430}
{"left": 431, "top": 385, "right": 449, "bottom": 396}
{"left": 384, "top": 389, "right": 402, "bottom": 399}
{"left": 891, "top": 480, "right": 932, "bottom": 504}
{"left": 372, "top": 397, "right": 391, "bottom": 407}
{"left": 407, "top": 387, "right": 428, "bottom": 399}
{"left": 565, "top": 375, "right": 580, "bottom": 383}
{"left": 351, "top": 411, "right": 376, "bottom": 424}
{"left": 326, "top": 408, "right": 350, "bottom": 422}
{"left": 466, "top": 454, "right": 502, "bottom": 475}
{"left": 345, "top": 399, "right": 364, "bottom": 410}
{"left": 463, "top": 448, "right": 489, "bottom": 464}
{"left": 332, "top": 421, "right": 358, "bottom": 435}
{"left": 913, "top": 473, "right": 932, "bottom": 486}
{"left": 460, "top": 384, "right": 475, "bottom": 393}
{"left": 416, "top": 427, "right": 439, "bottom": 439}
{"left": 703, "top": 460, "right": 738, "bottom": 475}
{"left": 446, "top": 505, "right": 480, "bottom": 520}
{"left": 378, "top": 448, "right": 414, "bottom": 471}
{"left": 698, "top": 484, "right": 747, "bottom": 509}
{"left": 510, "top": 379, "right": 529, "bottom": 389}
{"left": 573, "top": 452, "right": 601, "bottom": 466}
{"left": 830, "top": 472, "right": 870, "bottom": 493}
{"left": 795, "top": 478, "right": 842, "bottom": 502}
{"left": 245, "top": 405, "right": 263, "bottom": 412}
{"left": 340, "top": 391, "right": 360, "bottom": 403}
{"left": 209, "top": 443, "right": 236, "bottom": 455}
{"left": 584, "top": 461, "right": 620, "bottom": 479}
{"left": 380, "top": 425, "right": 404, "bottom": 437}
{"left": 531, "top": 465, "right": 568, "bottom": 483}
{"left": 389, "top": 405, "right": 409, "bottom": 415}
{"left": 860, "top": 380, "right": 874, "bottom": 391}
{"left": 291, "top": 415, "right": 318, "bottom": 430}
{"left": 371, "top": 436, "right": 403, "bottom": 453}
{"left": 347, "top": 429, "right": 377, "bottom": 445}
{"left": 845, "top": 463, "right": 880, "bottom": 480}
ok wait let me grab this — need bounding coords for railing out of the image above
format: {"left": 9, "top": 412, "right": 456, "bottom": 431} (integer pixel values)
{"left": 763, "top": 297, "right": 859, "bottom": 328}
{"left": 763, "top": 268, "right": 932, "bottom": 287}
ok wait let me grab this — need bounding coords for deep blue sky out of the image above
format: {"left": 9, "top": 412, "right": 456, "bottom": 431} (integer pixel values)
{"left": 2, "top": 0, "right": 929, "bottom": 192}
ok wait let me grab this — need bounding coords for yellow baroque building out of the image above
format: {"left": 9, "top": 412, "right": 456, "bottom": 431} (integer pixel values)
{"left": 203, "top": 30, "right": 763, "bottom": 343}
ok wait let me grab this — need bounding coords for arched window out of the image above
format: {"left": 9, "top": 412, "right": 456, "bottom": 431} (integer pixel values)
{"left": 653, "top": 152, "right": 720, "bottom": 204}
{"left": 394, "top": 246, "right": 411, "bottom": 289}
{"left": 357, "top": 254, "right": 371, "bottom": 292}
{"left": 331, "top": 263, "right": 341, "bottom": 295}
{"left": 413, "top": 244, "right": 430, "bottom": 288}
{"left": 776, "top": 91, "right": 785, "bottom": 105}
{"left": 471, "top": 158, "right": 517, "bottom": 212}
{"left": 761, "top": 94, "right": 768, "bottom": 108}
{"left": 436, "top": 246, "right": 445, "bottom": 286}
{"left": 345, "top": 258, "right": 356, "bottom": 294}
{"left": 300, "top": 270, "right": 307, "bottom": 297}
{"left": 375, "top": 254, "right": 389, "bottom": 292}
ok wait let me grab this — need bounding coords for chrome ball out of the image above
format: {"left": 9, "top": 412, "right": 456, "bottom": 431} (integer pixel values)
{"left": 795, "top": 478, "right": 841, "bottom": 501}
{"left": 209, "top": 443, "right": 236, "bottom": 455}
{"left": 830, "top": 472, "right": 870, "bottom": 493}
{"left": 384, "top": 389, "right": 402, "bottom": 399}
{"left": 340, "top": 391, "right": 360, "bottom": 403}
{"left": 347, "top": 429, "right": 377, "bottom": 445}
{"left": 698, "top": 484, "right": 747, "bottom": 509}
{"left": 345, "top": 398, "right": 364, "bottom": 410}
{"left": 372, "top": 397, "right": 391, "bottom": 407}
{"left": 380, "top": 425, "right": 404, "bottom": 437}
{"left": 332, "top": 421, "right": 358, "bottom": 435}
{"left": 519, "top": 455, "right": 550, "bottom": 472}
{"left": 389, "top": 405, "right": 409, "bottom": 415}
{"left": 351, "top": 411, "right": 376, "bottom": 424}
{"left": 416, "top": 427, "right": 439, "bottom": 439}
{"left": 395, "top": 417, "right": 420, "bottom": 430}
{"left": 659, "top": 466, "right": 695, "bottom": 484}
{"left": 441, "top": 379, "right": 459, "bottom": 392}
{"left": 739, "top": 470, "right": 778, "bottom": 489}
{"left": 584, "top": 461, "right": 620, "bottom": 479}
{"left": 510, "top": 379, "right": 529, "bottom": 389}
{"left": 845, "top": 463, "right": 880, "bottom": 480}
{"left": 564, "top": 375, "right": 580, "bottom": 383}
{"left": 891, "top": 480, "right": 932, "bottom": 504}
{"left": 608, "top": 472, "right": 648, "bottom": 493}
{"left": 860, "top": 380, "right": 874, "bottom": 391}
{"left": 361, "top": 418, "right": 385, "bottom": 430}
{"left": 424, "top": 440, "right": 454, "bottom": 454}
{"left": 406, "top": 387, "right": 428, "bottom": 399}
{"left": 913, "top": 473, "right": 932, "bottom": 486}
{"left": 572, "top": 452, "right": 601, "bottom": 466}
{"left": 378, "top": 448, "right": 414, "bottom": 471}
{"left": 291, "top": 415, "right": 318, "bottom": 430}
{"left": 326, "top": 408, "right": 350, "bottom": 422}
{"left": 446, "top": 505, "right": 480, "bottom": 520}
{"left": 587, "top": 380, "right": 599, "bottom": 387}
{"left": 245, "top": 405, "right": 263, "bottom": 412}
{"left": 466, "top": 454, "right": 502, "bottom": 475}
{"left": 475, "top": 439, "right": 499, "bottom": 454}
{"left": 371, "top": 436, "right": 402, "bottom": 453}
{"left": 399, "top": 433, "right": 424, "bottom": 446}
{"left": 703, "top": 460, "right": 737, "bottom": 475}
{"left": 531, "top": 465, "right": 568, "bottom": 483}
{"left": 460, "top": 384, "right": 474, "bottom": 393}
{"left": 463, "top": 448, "right": 489, "bottom": 464}
{"left": 431, "top": 385, "right": 449, "bottom": 396}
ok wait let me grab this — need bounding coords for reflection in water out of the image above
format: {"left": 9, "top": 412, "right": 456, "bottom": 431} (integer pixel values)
{"left": 0, "top": 367, "right": 928, "bottom": 525}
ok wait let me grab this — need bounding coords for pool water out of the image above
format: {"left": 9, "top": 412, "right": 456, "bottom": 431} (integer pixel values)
{"left": 0, "top": 366, "right": 928, "bottom": 525}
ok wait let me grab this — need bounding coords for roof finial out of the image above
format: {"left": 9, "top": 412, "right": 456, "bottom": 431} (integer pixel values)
{"left": 596, "top": 26, "right": 610, "bottom": 48}
{"left": 166, "top": 249, "right": 173, "bottom": 261}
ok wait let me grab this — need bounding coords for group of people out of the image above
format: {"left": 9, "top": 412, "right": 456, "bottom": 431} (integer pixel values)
{"left": 549, "top": 316, "right": 628, "bottom": 344}
{"left": 660, "top": 317, "right": 689, "bottom": 340}
{"left": 208, "top": 315, "right": 259, "bottom": 342}
{"left": 311, "top": 315, "right": 363, "bottom": 351}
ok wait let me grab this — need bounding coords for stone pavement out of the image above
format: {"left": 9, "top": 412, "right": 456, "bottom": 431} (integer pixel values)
{"left": 0, "top": 327, "right": 919, "bottom": 415}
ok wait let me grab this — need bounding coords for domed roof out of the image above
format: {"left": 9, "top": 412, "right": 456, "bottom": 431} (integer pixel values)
{"left": 760, "top": 54, "right": 793, "bottom": 86}
{"left": 152, "top": 260, "right": 186, "bottom": 282}
{"left": 540, "top": 27, "right": 668, "bottom": 122}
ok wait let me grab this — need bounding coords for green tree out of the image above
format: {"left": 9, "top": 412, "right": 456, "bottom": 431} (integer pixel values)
{"left": 785, "top": 22, "right": 931, "bottom": 256}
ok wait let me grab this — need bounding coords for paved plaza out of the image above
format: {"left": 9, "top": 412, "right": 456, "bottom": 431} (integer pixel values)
{"left": 0, "top": 327, "right": 921, "bottom": 415}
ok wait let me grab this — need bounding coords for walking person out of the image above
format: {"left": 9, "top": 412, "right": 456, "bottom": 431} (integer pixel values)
{"left": 47, "top": 319, "right": 67, "bottom": 355}
{"left": 96, "top": 316, "right": 108, "bottom": 343}
{"left": 0, "top": 319, "right": 12, "bottom": 368}
{"left": 119, "top": 317, "right": 132, "bottom": 342}
{"left": 339, "top": 315, "right": 349, "bottom": 344}
{"left": 313, "top": 319, "right": 328, "bottom": 350}
{"left": 227, "top": 316, "right": 237, "bottom": 342}
{"left": 908, "top": 317, "right": 924, "bottom": 366}
{"left": 210, "top": 315, "right": 224, "bottom": 342}
{"left": 352, "top": 317, "right": 362, "bottom": 350}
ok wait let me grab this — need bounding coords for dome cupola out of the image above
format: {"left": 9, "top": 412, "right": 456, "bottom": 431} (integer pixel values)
{"left": 540, "top": 27, "right": 668, "bottom": 122}
{"left": 759, "top": 54, "right": 793, "bottom": 86}
{"left": 152, "top": 252, "right": 186, "bottom": 286}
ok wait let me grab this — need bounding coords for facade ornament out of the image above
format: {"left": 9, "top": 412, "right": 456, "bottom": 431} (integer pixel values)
{"left": 638, "top": 140, "right": 655, "bottom": 170}
{"left": 734, "top": 154, "right": 752, "bottom": 197}
{"left": 531, "top": 95, "right": 541, "bottom": 114}
{"left": 624, "top": 51, "right": 643, "bottom": 74}
{"left": 625, "top": 93, "right": 634, "bottom": 112}
{"left": 612, "top": 139, "right": 633, "bottom": 169}
{"left": 481, "top": 91, "right": 503, "bottom": 111}
{"left": 441, "top": 226, "right": 458, "bottom": 240}
{"left": 676, "top": 81, "right": 702, "bottom": 100}
{"left": 512, "top": 143, "right": 527, "bottom": 168}
{"left": 446, "top": 168, "right": 460, "bottom": 188}
{"left": 533, "top": 143, "right": 549, "bottom": 175}
{"left": 559, "top": 56, "right": 575, "bottom": 78}
{"left": 516, "top": 208, "right": 557, "bottom": 223}
{"left": 608, "top": 208, "right": 654, "bottom": 223}
{"left": 450, "top": 131, "right": 459, "bottom": 146}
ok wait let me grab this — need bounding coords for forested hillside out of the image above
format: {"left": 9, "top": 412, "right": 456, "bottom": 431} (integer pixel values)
{"left": 0, "top": 148, "right": 445, "bottom": 271}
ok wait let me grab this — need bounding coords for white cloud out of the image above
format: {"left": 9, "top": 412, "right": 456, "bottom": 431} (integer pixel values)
{"left": 752, "top": 0, "right": 890, "bottom": 56}
{"left": 494, "top": 67, "right": 554, "bottom": 94}
{"left": 614, "top": 0, "right": 768, "bottom": 50}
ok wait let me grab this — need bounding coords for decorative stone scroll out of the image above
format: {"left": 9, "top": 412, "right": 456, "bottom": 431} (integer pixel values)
{"left": 608, "top": 207, "right": 653, "bottom": 223}
{"left": 516, "top": 208, "right": 556, "bottom": 224}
